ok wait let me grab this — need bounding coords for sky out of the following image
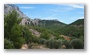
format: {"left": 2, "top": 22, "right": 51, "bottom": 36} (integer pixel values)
{"left": 15, "top": 4, "right": 84, "bottom": 24}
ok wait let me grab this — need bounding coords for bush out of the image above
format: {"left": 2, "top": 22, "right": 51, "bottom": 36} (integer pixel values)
{"left": 40, "top": 31, "right": 50, "bottom": 40}
{"left": 79, "top": 35, "right": 84, "bottom": 42}
{"left": 45, "top": 38, "right": 54, "bottom": 49}
{"left": 32, "top": 36, "right": 40, "bottom": 43}
{"left": 70, "top": 39, "right": 84, "bottom": 49}
{"left": 38, "top": 38, "right": 46, "bottom": 44}
{"left": 4, "top": 39, "right": 15, "bottom": 49}
{"left": 62, "top": 40, "right": 72, "bottom": 49}
{"left": 55, "top": 36, "right": 64, "bottom": 40}
{"left": 46, "top": 39, "right": 62, "bottom": 49}
{"left": 22, "top": 26, "right": 33, "bottom": 43}
{"left": 13, "top": 37, "right": 25, "bottom": 49}
{"left": 54, "top": 39, "right": 62, "bottom": 49}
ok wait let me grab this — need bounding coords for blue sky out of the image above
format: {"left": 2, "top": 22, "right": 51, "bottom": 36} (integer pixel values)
{"left": 15, "top": 4, "right": 84, "bottom": 24}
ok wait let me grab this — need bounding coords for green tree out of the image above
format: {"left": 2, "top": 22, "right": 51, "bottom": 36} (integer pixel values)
{"left": 10, "top": 24, "right": 25, "bottom": 48}
{"left": 4, "top": 10, "right": 24, "bottom": 49}
{"left": 4, "top": 10, "right": 19, "bottom": 39}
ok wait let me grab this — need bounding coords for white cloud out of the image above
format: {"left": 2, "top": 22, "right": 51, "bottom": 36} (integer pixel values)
{"left": 67, "top": 4, "right": 84, "bottom": 9}
{"left": 58, "top": 4, "right": 84, "bottom": 9}
{"left": 50, "top": 4, "right": 84, "bottom": 13}
{"left": 20, "top": 6, "right": 35, "bottom": 9}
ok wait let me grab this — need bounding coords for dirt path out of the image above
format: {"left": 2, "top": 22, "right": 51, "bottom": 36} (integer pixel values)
{"left": 36, "top": 45, "right": 49, "bottom": 49}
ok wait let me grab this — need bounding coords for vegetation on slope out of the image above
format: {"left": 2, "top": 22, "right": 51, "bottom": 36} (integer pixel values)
{"left": 4, "top": 10, "right": 84, "bottom": 49}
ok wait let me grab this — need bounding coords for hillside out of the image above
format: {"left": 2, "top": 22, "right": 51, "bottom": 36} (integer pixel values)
{"left": 56, "top": 19, "right": 84, "bottom": 39}
{"left": 38, "top": 20, "right": 66, "bottom": 31}
{"left": 4, "top": 4, "right": 84, "bottom": 49}
{"left": 70, "top": 19, "right": 84, "bottom": 26}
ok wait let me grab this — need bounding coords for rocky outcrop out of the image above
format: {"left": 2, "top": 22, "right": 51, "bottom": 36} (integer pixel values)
{"left": 21, "top": 44, "right": 28, "bottom": 49}
{"left": 4, "top": 4, "right": 30, "bottom": 25}
{"left": 30, "top": 29, "right": 41, "bottom": 37}
{"left": 31, "top": 18, "right": 41, "bottom": 26}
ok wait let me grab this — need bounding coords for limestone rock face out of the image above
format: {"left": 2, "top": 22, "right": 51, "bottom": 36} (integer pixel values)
{"left": 4, "top": 4, "right": 30, "bottom": 25}
{"left": 31, "top": 18, "right": 41, "bottom": 26}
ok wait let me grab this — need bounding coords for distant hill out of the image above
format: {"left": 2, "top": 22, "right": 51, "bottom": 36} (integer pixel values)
{"left": 70, "top": 19, "right": 84, "bottom": 26}
{"left": 38, "top": 20, "right": 66, "bottom": 26}
{"left": 55, "top": 19, "right": 84, "bottom": 38}
{"left": 37, "top": 20, "right": 67, "bottom": 31}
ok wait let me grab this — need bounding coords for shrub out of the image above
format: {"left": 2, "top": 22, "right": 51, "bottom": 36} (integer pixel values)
{"left": 62, "top": 40, "right": 72, "bottom": 49}
{"left": 54, "top": 39, "right": 62, "bottom": 49}
{"left": 13, "top": 37, "right": 25, "bottom": 49}
{"left": 4, "top": 39, "right": 15, "bottom": 49}
{"left": 70, "top": 39, "right": 84, "bottom": 49}
{"left": 38, "top": 38, "right": 46, "bottom": 44}
{"left": 32, "top": 36, "right": 39, "bottom": 43}
{"left": 46, "top": 39, "right": 62, "bottom": 49}
{"left": 22, "top": 26, "right": 33, "bottom": 43}
{"left": 40, "top": 31, "right": 50, "bottom": 40}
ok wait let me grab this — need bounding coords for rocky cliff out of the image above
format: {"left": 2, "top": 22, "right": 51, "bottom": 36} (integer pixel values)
{"left": 4, "top": 4, "right": 30, "bottom": 25}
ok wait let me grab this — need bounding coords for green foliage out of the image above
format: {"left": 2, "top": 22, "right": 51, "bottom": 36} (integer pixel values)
{"left": 13, "top": 37, "right": 25, "bottom": 49}
{"left": 55, "top": 36, "right": 64, "bottom": 40}
{"left": 57, "top": 25, "right": 84, "bottom": 38}
{"left": 10, "top": 24, "right": 25, "bottom": 49}
{"left": 46, "top": 38, "right": 62, "bottom": 49}
{"left": 4, "top": 38, "right": 15, "bottom": 49}
{"left": 70, "top": 37, "right": 77, "bottom": 41}
{"left": 70, "top": 19, "right": 84, "bottom": 26}
{"left": 31, "top": 36, "right": 39, "bottom": 43}
{"left": 38, "top": 38, "right": 46, "bottom": 44}
{"left": 22, "top": 26, "right": 33, "bottom": 43}
{"left": 4, "top": 10, "right": 19, "bottom": 39}
{"left": 79, "top": 35, "right": 84, "bottom": 42}
{"left": 38, "top": 20, "right": 66, "bottom": 34}
{"left": 4, "top": 8, "right": 84, "bottom": 49}
{"left": 62, "top": 40, "right": 72, "bottom": 49}
{"left": 23, "top": 28, "right": 30, "bottom": 43}
{"left": 54, "top": 39, "right": 62, "bottom": 49}
{"left": 46, "top": 38, "right": 55, "bottom": 49}
{"left": 10, "top": 24, "right": 22, "bottom": 41}
{"left": 70, "top": 39, "right": 84, "bottom": 49}
{"left": 4, "top": 10, "right": 25, "bottom": 49}
{"left": 40, "top": 31, "right": 50, "bottom": 40}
